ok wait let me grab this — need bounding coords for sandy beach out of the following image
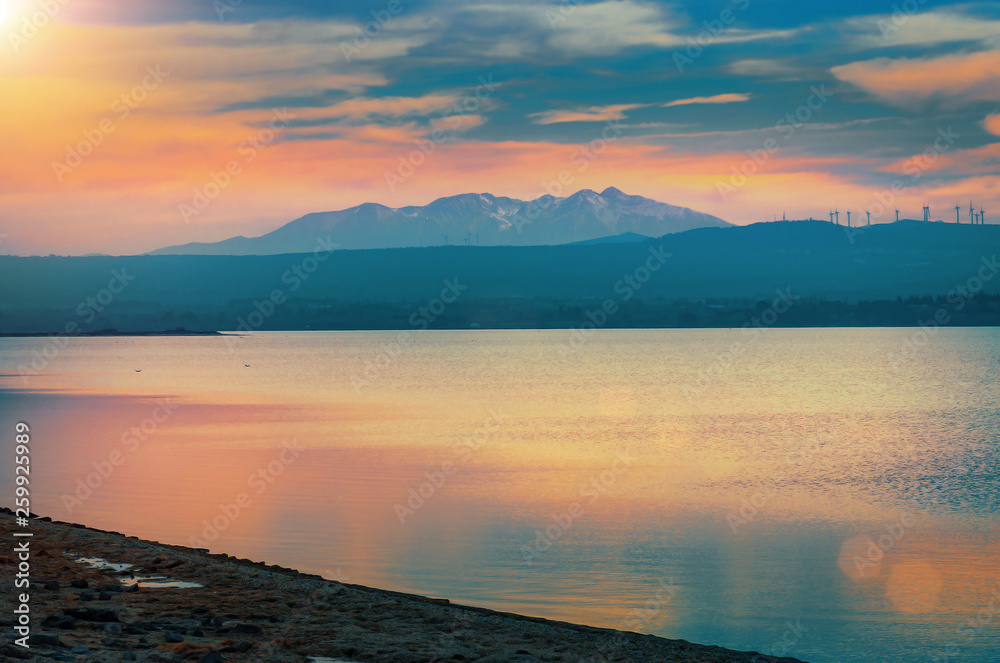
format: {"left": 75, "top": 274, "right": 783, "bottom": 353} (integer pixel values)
{"left": 0, "top": 511, "right": 807, "bottom": 663}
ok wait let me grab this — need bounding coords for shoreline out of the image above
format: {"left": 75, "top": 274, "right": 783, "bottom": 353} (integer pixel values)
{"left": 0, "top": 330, "right": 223, "bottom": 338}
{"left": 4, "top": 323, "right": 1000, "bottom": 337}
{"left": 0, "top": 511, "right": 807, "bottom": 662}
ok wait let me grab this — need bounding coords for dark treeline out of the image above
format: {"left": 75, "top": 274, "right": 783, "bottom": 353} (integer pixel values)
{"left": 4, "top": 294, "right": 1000, "bottom": 334}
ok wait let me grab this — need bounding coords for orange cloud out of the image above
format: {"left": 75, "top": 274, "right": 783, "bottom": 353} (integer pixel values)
{"left": 664, "top": 93, "right": 751, "bottom": 107}
{"left": 831, "top": 50, "right": 1000, "bottom": 105}
{"left": 985, "top": 113, "right": 1000, "bottom": 137}
{"left": 877, "top": 143, "right": 1000, "bottom": 179}
{"left": 429, "top": 114, "right": 487, "bottom": 133}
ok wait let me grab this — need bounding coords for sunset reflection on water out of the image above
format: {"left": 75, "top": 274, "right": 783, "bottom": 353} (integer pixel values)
{"left": 1, "top": 329, "right": 998, "bottom": 662}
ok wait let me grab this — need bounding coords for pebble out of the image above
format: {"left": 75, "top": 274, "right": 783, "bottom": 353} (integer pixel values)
{"left": 41, "top": 614, "right": 77, "bottom": 630}
{"left": 70, "top": 579, "right": 89, "bottom": 589}
{"left": 64, "top": 607, "right": 119, "bottom": 622}
{"left": 163, "top": 630, "right": 184, "bottom": 643}
{"left": 229, "top": 623, "right": 263, "bottom": 634}
{"left": 27, "top": 633, "right": 63, "bottom": 648}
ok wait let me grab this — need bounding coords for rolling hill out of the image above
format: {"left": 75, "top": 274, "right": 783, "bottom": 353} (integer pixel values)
{"left": 3, "top": 219, "right": 999, "bottom": 333}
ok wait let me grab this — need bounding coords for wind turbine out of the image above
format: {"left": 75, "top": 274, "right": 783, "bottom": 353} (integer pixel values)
{"left": 981, "top": 207, "right": 986, "bottom": 225}
{"left": 443, "top": 234, "right": 449, "bottom": 245}
{"left": 835, "top": 209, "right": 839, "bottom": 225}
{"left": 895, "top": 208, "right": 900, "bottom": 222}
{"left": 846, "top": 210, "right": 852, "bottom": 227}
{"left": 970, "top": 201, "right": 975, "bottom": 224}
{"left": 866, "top": 211, "right": 871, "bottom": 226}
{"left": 956, "top": 205, "right": 961, "bottom": 224}
{"left": 829, "top": 210, "right": 834, "bottom": 224}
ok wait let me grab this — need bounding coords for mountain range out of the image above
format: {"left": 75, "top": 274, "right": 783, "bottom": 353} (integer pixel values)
{"left": 151, "top": 187, "right": 730, "bottom": 255}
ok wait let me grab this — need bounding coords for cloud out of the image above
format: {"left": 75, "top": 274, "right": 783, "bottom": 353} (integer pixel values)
{"left": 259, "top": 15, "right": 445, "bottom": 63}
{"left": 430, "top": 114, "right": 487, "bottom": 133}
{"left": 877, "top": 143, "right": 1000, "bottom": 178}
{"left": 545, "top": 0, "right": 682, "bottom": 55}
{"left": 0, "top": 21, "right": 401, "bottom": 115}
{"left": 430, "top": 0, "right": 681, "bottom": 59}
{"left": 725, "top": 58, "right": 803, "bottom": 78}
{"left": 277, "top": 93, "right": 495, "bottom": 140}
{"left": 831, "top": 50, "right": 1000, "bottom": 105}
{"left": 529, "top": 103, "right": 644, "bottom": 125}
{"left": 545, "top": 2, "right": 797, "bottom": 55}
{"left": 292, "top": 95, "right": 467, "bottom": 122}
{"left": 433, "top": 1, "right": 797, "bottom": 61}
{"left": 985, "top": 113, "right": 1000, "bottom": 137}
{"left": 664, "top": 93, "right": 750, "bottom": 107}
{"left": 712, "top": 27, "right": 801, "bottom": 45}
{"left": 844, "top": 10, "right": 1000, "bottom": 49}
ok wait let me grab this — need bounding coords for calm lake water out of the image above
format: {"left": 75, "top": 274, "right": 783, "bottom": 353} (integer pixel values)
{"left": 1, "top": 329, "right": 998, "bottom": 662}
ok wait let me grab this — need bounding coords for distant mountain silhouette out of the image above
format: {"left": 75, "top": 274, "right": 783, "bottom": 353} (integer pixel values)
{"left": 150, "top": 187, "right": 730, "bottom": 255}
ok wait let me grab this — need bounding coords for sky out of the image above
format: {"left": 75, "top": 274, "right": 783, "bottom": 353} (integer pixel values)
{"left": 0, "top": 0, "right": 998, "bottom": 255}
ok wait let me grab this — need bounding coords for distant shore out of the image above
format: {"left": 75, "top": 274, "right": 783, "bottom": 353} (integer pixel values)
{"left": 3, "top": 293, "right": 1000, "bottom": 336}
{"left": 0, "top": 511, "right": 806, "bottom": 662}
{"left": 0, "top": 329, "right": 222, "bottom": 337}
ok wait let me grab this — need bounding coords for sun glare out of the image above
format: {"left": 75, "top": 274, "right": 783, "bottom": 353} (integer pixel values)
{"left": 0, "top": 3, "right": 8, "bottom": 24}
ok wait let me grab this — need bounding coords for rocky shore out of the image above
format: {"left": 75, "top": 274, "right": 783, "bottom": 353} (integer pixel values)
{"left": 0, "top": 512, "right": 807, "bottom": 663}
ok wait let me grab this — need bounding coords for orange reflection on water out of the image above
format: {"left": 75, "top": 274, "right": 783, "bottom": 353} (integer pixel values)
{"left": 838, "top": 528, "right": 1000, "bottom": 619}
